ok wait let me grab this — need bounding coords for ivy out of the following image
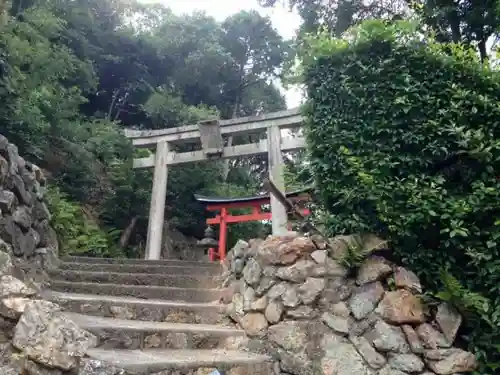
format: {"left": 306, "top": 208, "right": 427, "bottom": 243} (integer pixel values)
{"left": 303, "top": 20, "right": 500, "bottom": 374}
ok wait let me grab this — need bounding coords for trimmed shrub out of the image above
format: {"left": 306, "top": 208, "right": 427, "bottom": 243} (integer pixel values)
{"left": 303, "top": 20, "right": 500, "bottom": 374}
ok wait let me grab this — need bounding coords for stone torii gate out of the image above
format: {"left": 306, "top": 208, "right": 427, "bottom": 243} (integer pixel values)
{"left": 124, "top": 108, "right": 305, "bottom": 260}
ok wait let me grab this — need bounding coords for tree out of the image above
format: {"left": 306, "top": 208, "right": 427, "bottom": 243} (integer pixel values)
{"left": 259, "top": 0, "right": 409, "bottom": 36}
{"left": 411, "top": 0, "right": 500, "bottom": 62}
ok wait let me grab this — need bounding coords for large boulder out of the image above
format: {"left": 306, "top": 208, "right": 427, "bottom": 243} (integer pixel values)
{"left": 12, "top": 300, "right": 97, "bottom": 370}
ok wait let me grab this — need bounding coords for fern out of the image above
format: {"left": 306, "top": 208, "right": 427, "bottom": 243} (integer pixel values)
{"left": 46, "top": 185, "right": 122, "bottom": 257}
{"left": 435, "top": 270, "right": 490, "bottom": 320}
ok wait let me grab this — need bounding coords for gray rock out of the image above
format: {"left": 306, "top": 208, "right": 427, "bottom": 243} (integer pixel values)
{"left": 367, "top": 320, "right": 410, "bottom": 353}
{"left": 265, "top": 300, "right": 284, "bottom": 324}
{"left": 243, "top": 286, "right": 256, "bottom": 312}
{"left": 0, "top": 190, "right": 16, "bottom": 213}
{"left": 19, "top": 228, "right": 39, "bottom": 257}
{"left": 227, "top": 293, "right": 244, "bottom": 322}
{"left": 263, "top": 266, "right": 277, "bottom": 277}
{"left": 33, "top": 200, "right": 51, "bottom": 222}
{"left": 243, "top": 258, "right": 262, "bottom": 286}
{"left": 0, "top": 239, "right": 12, "bottom": 256}
{"left": 0, "top": 216, "right": 21, "bottom": 244}
{"left": 321, "top": 312, "right": 349, "bottom": 335}
{"left": 239, "top": 312, "right": 268, "bottom": 337}
{"left": 280, "top": 351, "right": 313, "bottom": 375}
{"left": 24, "top": 360, "right": 64, "bottom": 375}
{"left": 267, "top": 282, "right": 287, "bottom": 300}
{"left": 255, "top": 276, "right": 276, "bottom": 296}
{"left": 12, "top": 206, "right": 32, "bottom": 229}
{"left": 394, "top": 266, "right": 422, "bottom": 293}
{"left": 356, "top": 256, "right": 392, "bottom": 285}
{"left": 0, "top": 251, "right": 13, "bottom": 276}
{"left": 232, "top": 240, "right": 249, "bottom": 258}
{"left": 330, "top": 302, "right": 350, "bottom": 317}
{"left": 349, "top": 335, "right": 386, "bottom": 369}
{"left": 250, "top": 295, "right": 268, "bottom": 311}
{"left": 0, "top": 156, "right": 8, "bottom": 184}
{"left": 401, "top": 324, "right": 424, "bottom": 354}
{"left": 310, "top": 250, "right": 328, "bottom": 264}
{"left": 377, "top": 365, "right": 408, "bottom": 375}
{"left": 0, "top": 297, "right": 31, "bottom": 319}
{"left": 424, "top": 349, "right": 458, "bottom": 361}
{"left": 34, "top": 220, "right": 58, "bottom": 252}
{"left": 11, "top": 174, "right": 32, "bottom": 206}
{"left": 286, "top": 305, "right": 316, "bottom": 320}
{"left": 388, "top": 353, "right": 424, "bottom": 373}
{"left": 350, "top": 312, "right": 379, "bottom": 337}
{"left": 425, "top": 349, "right": 477, "bottom": 375}
{"left": 276, "top": 260, "right": 315, "bottom": 283}
{"left": 77, "top": 359, "right": 128, "bottom": 375}
{"left": 268, "top": 321, "right": 308, "bottom": 352}
{"left": 311, "top": 258, "right": 347, "bottom": 278}
{"left": 416, "top": 323, "right": 450, "bottom": 349}
{"left": 231, "top": 258, "right": 245, "bottom": 275}
{"left": 377, "top": 290, "right": 425, "bottom": 325}
{"left": 298, "top": 277, "right": 326, "bottom": 304}
{"left": 436, "top": 303, "right": 462, "bottom": 344}
{"left": 282, "top": 287, "right": 300, "bottom": 308}
{"left": 13, "top": 300, "right": 97, "bottom": 370}
{"left": 0, "top": 275, "right": 36, "bottom": 298}
{"left": 321, "top": 334, "right": 375, "bottom": 375}
{"left": 324, "top": 278, "right": 354, "bottom": 303}
{"left": 256, "top": 235, "right": 316, "bottom": 265}
{"left": 6, "top": 144, "right": 20, "bottom": 175}
{"left": 348, "top": 282, "right": 385, "bottom": 320}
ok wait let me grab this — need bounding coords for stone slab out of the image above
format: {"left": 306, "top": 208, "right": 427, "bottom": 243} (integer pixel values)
{"left": 58, "top": 262, "right": 220, "bottom": 276}
{"left": 86, "top": 348, "right": 272, "bottom": 373}
{"left": 61, "top": 256, "right": 221, "bottom": 269}
{"left": 49, "top": 270, "right": 218, "bottom": 289}
{"left": 49, "top": 281, "right": 222, "bottom": 302}
{"left": 63, "top": 312, "right": 244, "bottom": 350}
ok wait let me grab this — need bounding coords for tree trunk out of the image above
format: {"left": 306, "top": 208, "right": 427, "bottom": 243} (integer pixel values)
{"left": 478, "top": 39, "right": 488, "bottom": 63}
{"left": 119, "top": 216, "right": 138, "bottom": 249}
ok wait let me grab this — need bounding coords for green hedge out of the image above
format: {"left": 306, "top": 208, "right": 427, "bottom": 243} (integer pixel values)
{"left": 303, "top": 21, "right": 500, "bottom": 374}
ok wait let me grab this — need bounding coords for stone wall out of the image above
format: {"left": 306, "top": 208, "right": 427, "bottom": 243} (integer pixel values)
{"left": 221, "top": 234, "right": 477, "bottom": 375}
{"left": 0, "top": 134, "right": 118, "bottom": 374}
{"left": 0, "top": 133, "right": 59, "bottom": 284}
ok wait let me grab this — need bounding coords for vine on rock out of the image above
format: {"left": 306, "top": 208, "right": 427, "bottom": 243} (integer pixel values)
{"left": 303, "top": 20, "right": 500, "bottom": 374}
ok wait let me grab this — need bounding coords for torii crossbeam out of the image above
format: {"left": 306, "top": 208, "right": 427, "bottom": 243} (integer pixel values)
{"left": 124, "top": 108, "right": 306, "bottom": 260}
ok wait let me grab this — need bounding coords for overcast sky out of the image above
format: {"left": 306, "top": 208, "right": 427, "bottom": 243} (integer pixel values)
{"left": 139, "top": 0, "right": 304, "bottom": 108}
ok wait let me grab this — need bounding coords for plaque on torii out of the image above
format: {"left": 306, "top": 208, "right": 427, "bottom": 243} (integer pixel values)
{"left": 124, "top": 108, "right": 306, "bottom": 261}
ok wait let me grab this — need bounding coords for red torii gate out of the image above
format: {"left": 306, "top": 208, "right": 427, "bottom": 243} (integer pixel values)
{"left": 195, "top": 188, "right": 311, "bottom": 261}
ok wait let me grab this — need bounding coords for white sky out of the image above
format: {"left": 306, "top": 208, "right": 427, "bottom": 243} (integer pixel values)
{"left": 139, "top": 0, "right": 305, "bottom": 108}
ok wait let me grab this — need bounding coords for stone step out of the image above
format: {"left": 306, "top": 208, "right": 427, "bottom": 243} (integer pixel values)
{"left": 86, "top": 348, "right": 272, "bottom": 374}
{"left": 64, "top": 312, "right": 243, "bottom": 350}
{"left": 58, "top": 262, "right": 221, "bottom": 276}
{"left": 50, "top": 281, "right": 223, "bottom": 302}
{"left": 49, "top": 270, "right": 219, "bottom": 289}
{"left": 44, "top": 291, "right": 225, "bottom": 324}
{"left": 62, "top": 256, "right": 219, "bottom": 268}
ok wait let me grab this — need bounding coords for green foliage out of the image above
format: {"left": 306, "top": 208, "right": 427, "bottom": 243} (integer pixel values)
{"left": 303, "top": 20, "right": 500, "bottom": 373}
{"left": 0, "top": 0, "right": 290, "bottom": 256}
{"left": 338, "top": 235, "right": 373, "bottom": 272}
{"left": 46, "top": 186, "right": 122, "bottom": 257}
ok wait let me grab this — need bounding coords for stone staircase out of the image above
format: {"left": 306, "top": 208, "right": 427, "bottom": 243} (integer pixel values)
{"left": 43, "top": 256, "right": 271, "bottom": 375}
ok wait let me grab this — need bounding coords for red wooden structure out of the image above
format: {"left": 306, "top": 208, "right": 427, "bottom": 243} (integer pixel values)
{"left": 195, "top": 189, "right": 311, "bottom": 262}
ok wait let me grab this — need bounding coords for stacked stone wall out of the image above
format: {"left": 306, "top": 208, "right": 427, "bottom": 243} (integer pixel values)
{"left": 221, "top": 234, "right": 477, "bottom": 375}
{"left": 0, "top": 133, "right": 58, "bottom": 283}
